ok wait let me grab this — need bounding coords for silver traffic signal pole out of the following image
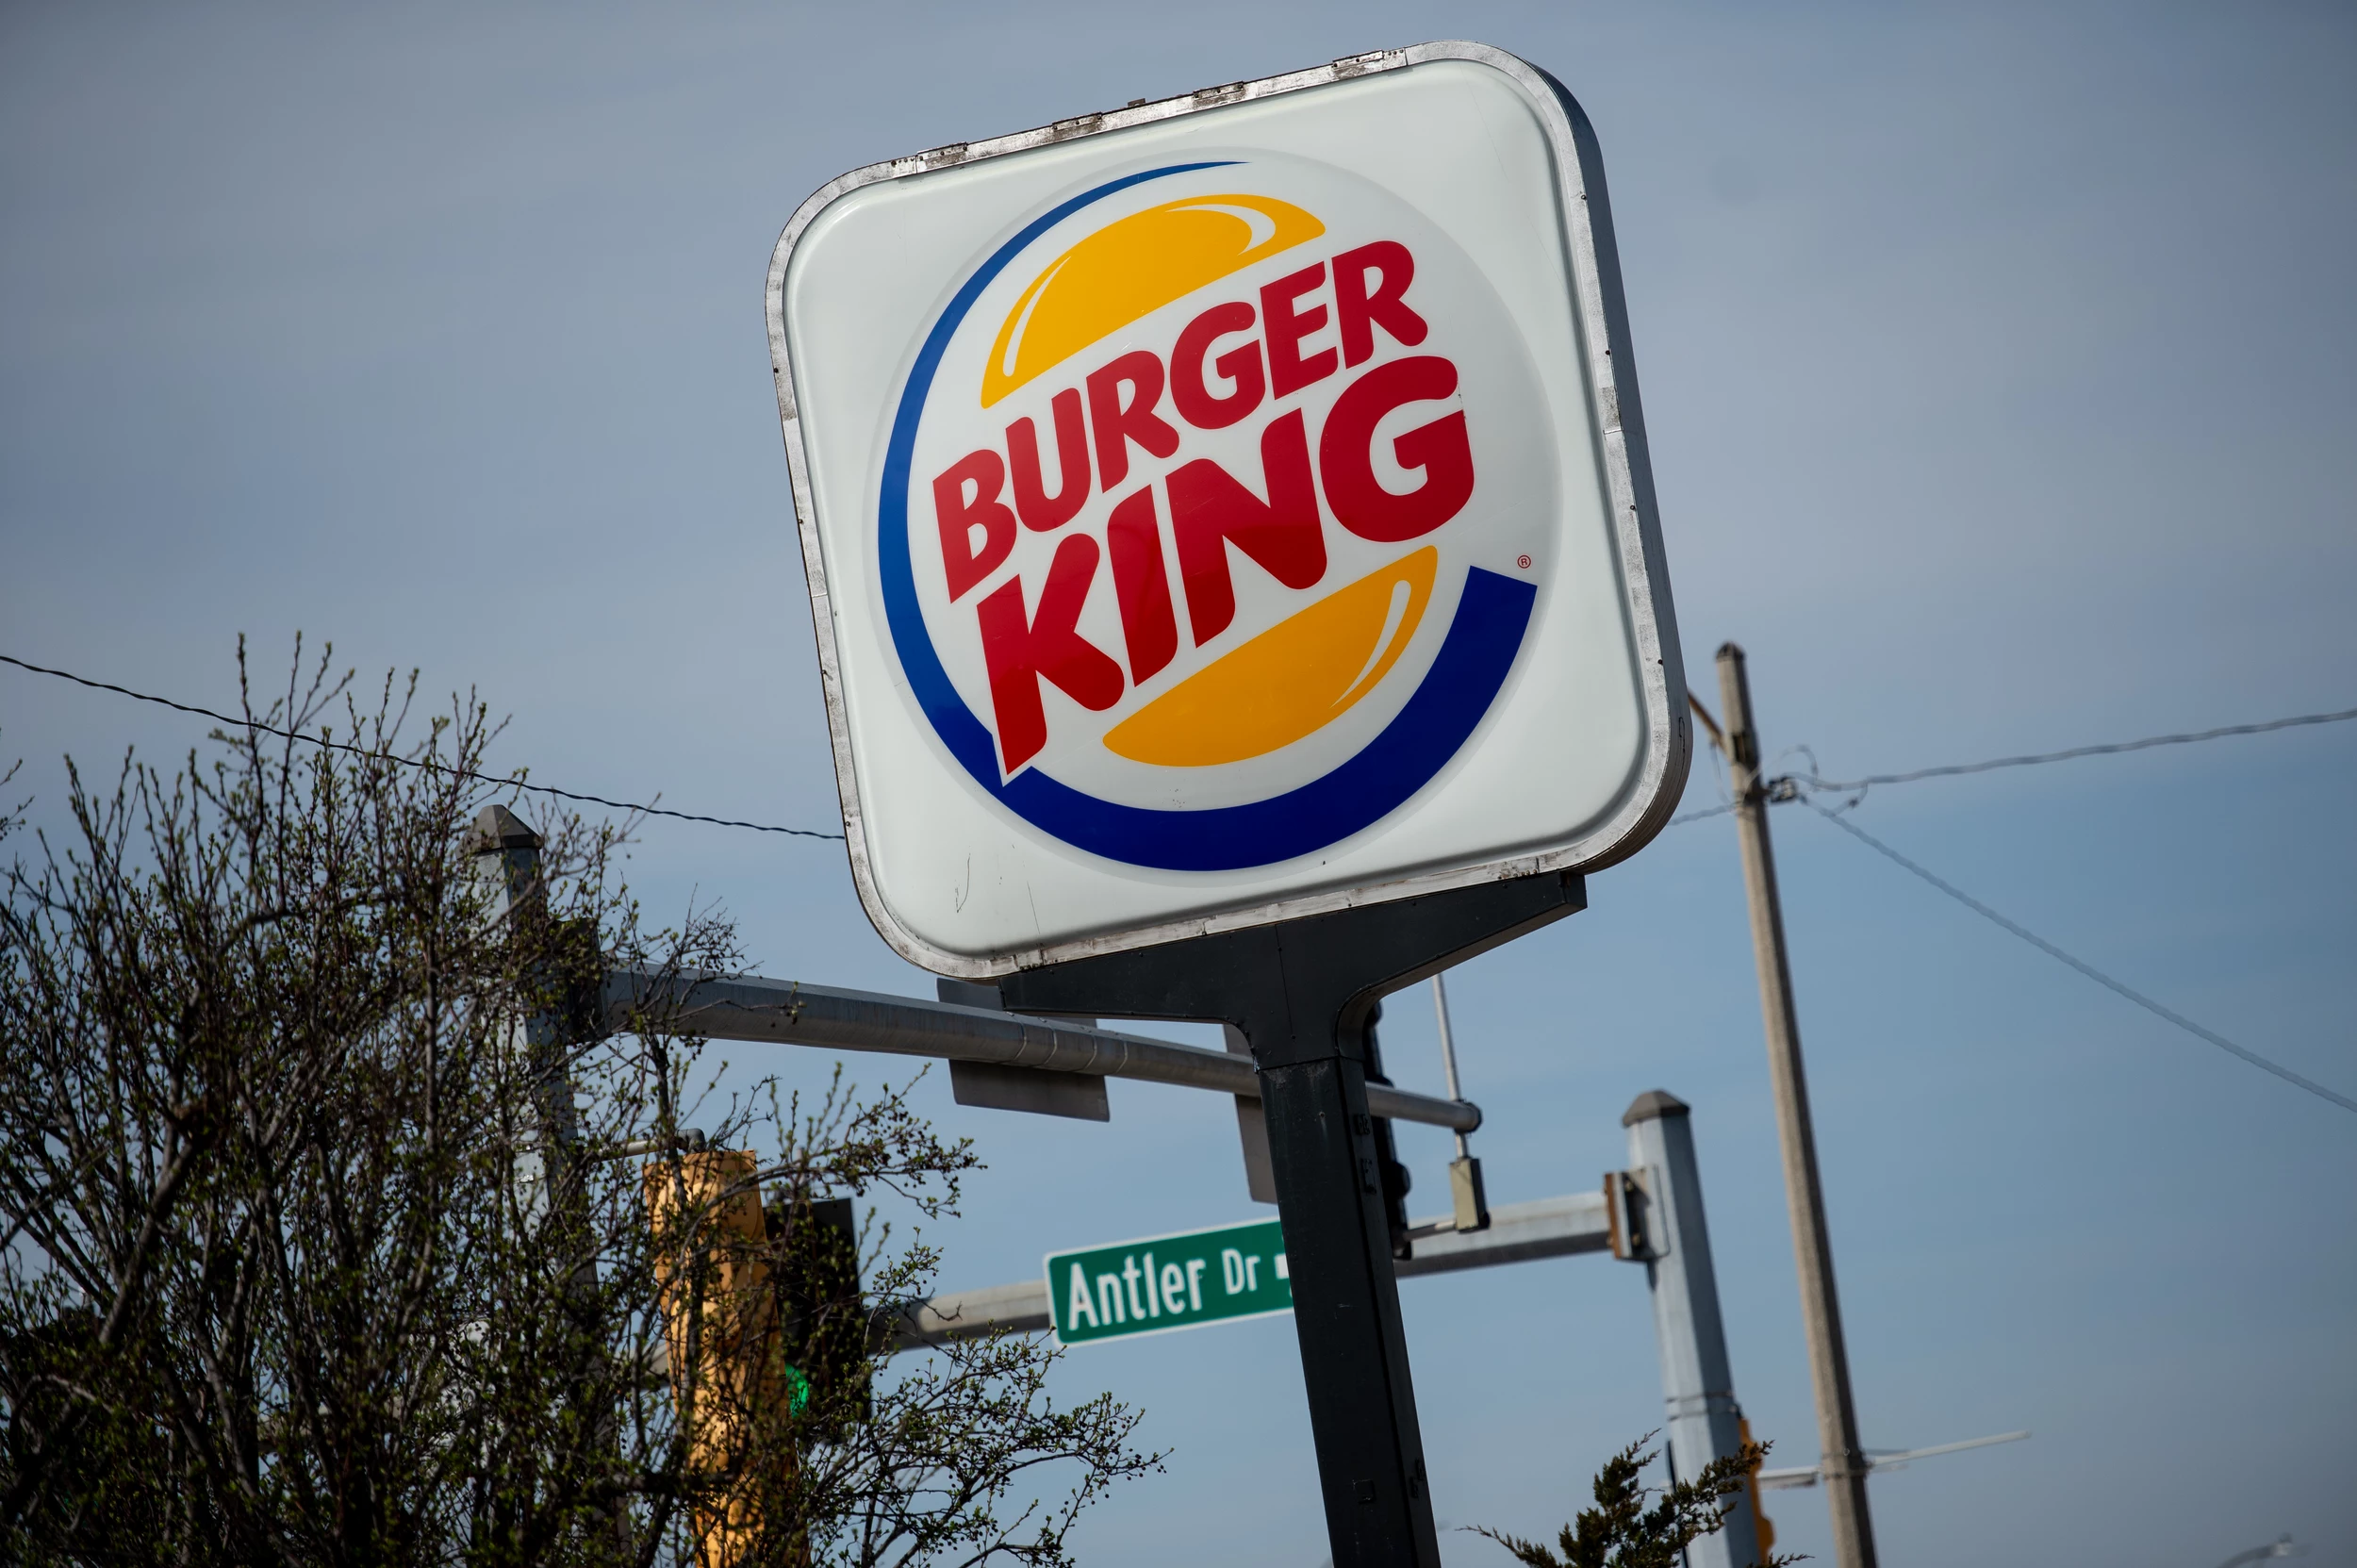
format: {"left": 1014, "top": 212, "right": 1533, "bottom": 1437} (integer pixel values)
{"left": 469, "top": 805, "right": 586, "bottom": 1230}
{"left": 1620, "top": 1092, "right": 1762, "bottom": 1568}
{"left": 1714, "top": 644, "right": 1879, "bottom": 1568}
{"left": 469, "top": 806, "right": 632, "bottom": 1552}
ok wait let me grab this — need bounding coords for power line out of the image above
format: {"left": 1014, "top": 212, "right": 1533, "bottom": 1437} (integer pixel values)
{"left": 1668, "top": 695, "right": 2354, "bottom": 829}
{"left": 0, "top": 652, "right": 847, "bottom": 843}
{"left": 15, "top": 647, "right": 2348, "bottom": 1114}
{"left": 1791, "top": 705, "right": 2357, "bottom": 795}
{"left": 14, "top": 644, "right": 2353, "bottom": 854}
{"left": 1800, "top": 798, "right": 2357, "bottom": 1117}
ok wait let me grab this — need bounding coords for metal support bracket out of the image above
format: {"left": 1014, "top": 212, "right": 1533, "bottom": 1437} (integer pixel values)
{"left": 997, "top": 868, "right": 1586, "bottom": 1568}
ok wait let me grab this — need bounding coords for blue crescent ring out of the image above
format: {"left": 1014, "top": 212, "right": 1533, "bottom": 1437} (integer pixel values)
{"left": 878, "top": 161, "right": 1537, "bottom": 873}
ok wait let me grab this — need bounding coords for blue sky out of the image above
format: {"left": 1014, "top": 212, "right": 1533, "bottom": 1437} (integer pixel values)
{"left": 4, "top": 4, "right": 2352, "bottom": 1564}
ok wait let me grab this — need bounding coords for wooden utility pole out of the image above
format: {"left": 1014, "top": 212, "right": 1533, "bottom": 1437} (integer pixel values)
{"left": 1714, "top": 644, "right": 1878, "bottom": 1568}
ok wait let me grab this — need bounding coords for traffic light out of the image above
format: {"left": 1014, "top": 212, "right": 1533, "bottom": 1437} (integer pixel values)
{"left": 646, "top": 1157, "right": 870, "bottom": 1567}
{"left": 765, "top": 1191, "right": 870, "bottom": 1441}
{"left": 644, "top": 1148, "right": 791, "bottom": 1568}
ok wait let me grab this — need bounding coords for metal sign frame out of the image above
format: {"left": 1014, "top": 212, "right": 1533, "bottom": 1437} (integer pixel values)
{"left": 765, "top": 40, "right": 1688, "bottom": 976}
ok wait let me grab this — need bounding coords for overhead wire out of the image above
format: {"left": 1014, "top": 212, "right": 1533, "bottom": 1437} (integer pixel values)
{"left": 1667, "top": 698, "right": 2357, "bottom": 829}
{"left": 1675, "top": 688, "right": 2357, "bottom": 1114}
{"left": 9, "top": 645, "right": 2354, "bottom": 864}
{"left": 1799, "top": 798, "right": 2357, "bottom": 1117}
{"left": 14, "top": 646, "right": 2346, "bottom": 1113}
{"left": 1790, "top": 705, "right": 2357, "bottom": 795}
{"left": 0, "top": 652, "right": 848, "bottom": 842}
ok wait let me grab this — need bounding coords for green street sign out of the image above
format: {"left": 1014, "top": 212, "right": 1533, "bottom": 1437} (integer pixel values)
{"left": 1045, "top": 1217, "right": 1291, "bottom": 1345}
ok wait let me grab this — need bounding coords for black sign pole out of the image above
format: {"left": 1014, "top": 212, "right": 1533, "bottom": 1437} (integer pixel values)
{"left": 998, "top": 868, "right": 1585, "bottom": 1568}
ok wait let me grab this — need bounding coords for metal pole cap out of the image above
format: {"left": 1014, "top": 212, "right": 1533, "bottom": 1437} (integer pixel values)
{"left": 467, "top": 803, "right": 541, "bottom": 855}
{"left": 1621, "top": 1088, "right": 1690, "bottom": 1127}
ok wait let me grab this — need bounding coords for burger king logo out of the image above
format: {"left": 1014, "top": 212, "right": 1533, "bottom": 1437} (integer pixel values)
{"left": 880, "top": 153, "right": 1559, "bottom": 872}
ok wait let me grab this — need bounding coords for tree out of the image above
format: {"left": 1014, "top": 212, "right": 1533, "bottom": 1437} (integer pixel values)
{"left": 0, "top": 642, "right": 1159, "bottom": 1567}
{"left": 1469, "top": 1434, "right": 1799, "bottom": 1568}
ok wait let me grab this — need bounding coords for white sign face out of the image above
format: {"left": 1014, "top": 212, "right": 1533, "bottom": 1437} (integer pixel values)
{"left": 768, "top": 42, "right": 1688, "bottom": 975}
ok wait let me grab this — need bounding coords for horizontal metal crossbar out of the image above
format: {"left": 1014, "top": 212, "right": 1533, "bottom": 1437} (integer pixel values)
{"left": 605, "top": 968, "right": 1481, "bottom": 1133}
{"left": 894, "top": 1191, "right": 1610, "bottom": 1348}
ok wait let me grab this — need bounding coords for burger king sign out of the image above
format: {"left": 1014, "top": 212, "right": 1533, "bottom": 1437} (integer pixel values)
{"left": 769, "top": 42, "right": 1689, "bottom": 974}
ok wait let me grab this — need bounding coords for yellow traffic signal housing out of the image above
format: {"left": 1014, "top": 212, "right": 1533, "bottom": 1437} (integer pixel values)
{"left": 646, "top": 1149, "right": 799, "bottom": 1568}
{"left": 1739, "top": 1416, "right": 1776, "bottom": 1558}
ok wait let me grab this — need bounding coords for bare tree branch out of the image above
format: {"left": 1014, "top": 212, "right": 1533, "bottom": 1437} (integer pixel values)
{"left": 1, "top": 644, "right": 1157, "bottom": 1568}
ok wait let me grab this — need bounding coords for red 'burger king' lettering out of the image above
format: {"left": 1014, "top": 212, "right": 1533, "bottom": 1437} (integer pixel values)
{"left": 1106, "top": 487, "right": 1178, "bottom": 683}
{"left": 1260, "top": 261, "right": 1337, "bottom": 398}
{"left": 1331, "top": 239, "right": 1428, "bottom": 368}
{"left": 1007, "top": 387, "right": 1091, "bottom": 533}
{"left": 1170, "top": 301, "right": 1266, "bottom": 430}
{"left": 1319, "top": 355, "right": 1474, "bottom": 543}
{"left": 931, "top": 236, "right": 1482, "bottom": 771}
{"left": 933, "top": 448, "right": 1017, "bottom": 600}
{"left": 1086, "top": 350, "right": 1181, "bottom": 489}
{"left": 1166, "top": 407, "right": 1327, "bottom": 645}
{"left": 977, "top": 532, "right": 1125, "bottom": 771}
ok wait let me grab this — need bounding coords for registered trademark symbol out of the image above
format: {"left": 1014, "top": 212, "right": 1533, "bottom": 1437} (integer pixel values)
{"left": 1516, "top": 554, "right": 1532, "bottom": 569}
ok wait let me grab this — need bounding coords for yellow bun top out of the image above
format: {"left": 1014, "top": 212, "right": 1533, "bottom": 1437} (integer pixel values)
{"left": 981, "top": 194, "right": 1325, "bottom": 408}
